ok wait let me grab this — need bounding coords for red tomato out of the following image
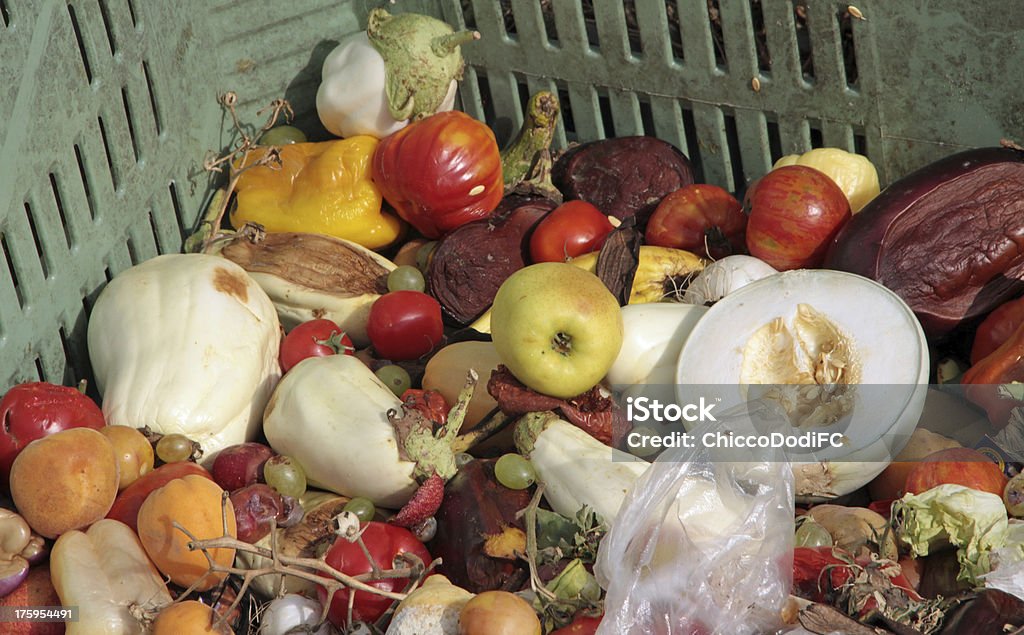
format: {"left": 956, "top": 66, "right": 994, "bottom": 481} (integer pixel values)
{"left": 318, "top": 521, "right": 432, "bottom": 627}
{"left": 367, "top": 291, "right": 444, "bottom": 361}
{"left": 401, "top": 389, "right": 449, "bottom": 426}
{"left": 279, "top": 319, "right": 354, "bottom": 373}
{"left": 529, "top": 201, "right": 615, "bottom": 263}
{"left": 744, "top": 165, "right": 851, "bottom": 270}
{"left": 0, "top": 382, "right": 106, "bottom": 492}
{"left": 372, "top": 111, "right": 504, "bottom": 239}
{"left": 971, "top": 295, "right": 1024, "bottom": 364}
{"left": 792, "top": 546, "right": 855, "bottom": 603}
{"left": 645, "top": 184, "right": 746, "bottom": 259}
{"left": 550, "top": 615, "right": 602, "bottom": 634}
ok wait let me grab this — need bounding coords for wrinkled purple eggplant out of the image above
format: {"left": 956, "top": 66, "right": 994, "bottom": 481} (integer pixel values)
{"left": 427, "top": 195, "right": 555, "bottom": 325}
{"left": 553, "top": 136, "right": 694, "bottom": 221}
{"left": 824, "top": 147, "right": 1024, "bottom": 338}
{"left": 431, "top": 458, "right": 531, "bottom": 593}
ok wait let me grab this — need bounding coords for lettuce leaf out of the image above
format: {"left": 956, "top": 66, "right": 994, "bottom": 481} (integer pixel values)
{"left": 895, "top": 484, "right": 1008, "bottom": 585}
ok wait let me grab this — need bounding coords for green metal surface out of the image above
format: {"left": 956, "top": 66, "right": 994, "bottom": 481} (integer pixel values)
{"left": 1, "top": 0, "right": 1022, "bottom": 392}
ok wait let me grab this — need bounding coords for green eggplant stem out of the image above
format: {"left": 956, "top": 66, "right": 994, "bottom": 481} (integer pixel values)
{"left": 501, "top": 90, "right": 561, "bottom": 190}
{"left": 432, "top": 30, "right": 481, "bottom": 57}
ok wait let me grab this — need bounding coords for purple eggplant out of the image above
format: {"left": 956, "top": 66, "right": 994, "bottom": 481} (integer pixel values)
{"left": 824, "top": 146, "right": 1024, "bottom": 338}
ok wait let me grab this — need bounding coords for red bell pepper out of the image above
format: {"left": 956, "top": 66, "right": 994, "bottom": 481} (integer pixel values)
{"left": 972, "top": 296, "right": 1024, "bottom": 364}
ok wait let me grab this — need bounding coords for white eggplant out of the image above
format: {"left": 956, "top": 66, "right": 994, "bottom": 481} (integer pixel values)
{"left": 87, "top": 254, "right": 281, "bottom": 456}
{"left": 316, "top": 9, "right": 475, "bottom": 139}
{"left": 606, "top": 303, "right": 707, "bottom": 387}
{"left": 263, "top": 354, "right": 417, "bottom": 508}
{"left": 515, "top": 413, "right": 649, "bottom": 524}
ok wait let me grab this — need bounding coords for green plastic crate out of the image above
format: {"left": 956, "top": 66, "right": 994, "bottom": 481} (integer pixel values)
{"left": 1, "top": 0, "right": 1022, "bottom": 393}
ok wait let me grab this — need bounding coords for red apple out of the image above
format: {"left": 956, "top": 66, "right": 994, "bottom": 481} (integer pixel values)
{"left": 904, "top": 447, "right": 1008, "bottom": 497}
{"left": 210, "top": 442, "right": 274, "bottom": 492}
{"left": 867, "top": 428, "right": 962, "bottom": 501}
{"left": 0, "top": 383, "right": 105, "bottom": 493}
{"left": 744, "top": 165, "right": 851, "bottom": 270}
{"left": 645, "top": 184, "right": 746, "bottom": 259}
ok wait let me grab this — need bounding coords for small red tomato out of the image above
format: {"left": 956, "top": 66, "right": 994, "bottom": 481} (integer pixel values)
{"left": 550, "top": 615, "right": 603, "bottom": 634}
{"left": 279, "top": 319, "right": 354, "bottom": 373}
{"left": 529, "top": 201, "right": 615, "bottom": 263}
{"left": 367, "top": 291, "right": 444, "bottom": 361}
{"left": 0, "top": 382, "right": 106, "bottom": 492}
{"left": 744, "top": 165, "right": 851, "bottom": 270}
{"left": 645, "top": 184, "right": 746, "bottom": 259}
{"left": 318, "top": 521, "right": 432, "bottom": 627}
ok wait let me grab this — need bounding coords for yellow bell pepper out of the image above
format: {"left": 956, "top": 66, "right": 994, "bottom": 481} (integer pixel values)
{"left": 773, "top": 147, "right": 880, "bottom": 213}
{"left": 231, "top": 136, "right": 402, "bottom": 249}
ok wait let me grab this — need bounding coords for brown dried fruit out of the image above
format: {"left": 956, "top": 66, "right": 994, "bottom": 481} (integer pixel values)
{"left": 427, "top": 195, "right": 554, "bottom": 325}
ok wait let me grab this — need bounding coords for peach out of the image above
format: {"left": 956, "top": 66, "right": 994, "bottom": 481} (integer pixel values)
{"left": 10, "top": 428, "right": 119, "bottom": 539}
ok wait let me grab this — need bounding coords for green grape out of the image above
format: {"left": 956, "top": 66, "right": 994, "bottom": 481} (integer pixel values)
{"left": 258, "top": 125, "right": 307, "bottom": 146}
{"left": 343, "top": 497, "right": 376, "bottom": 522}
{"left": 494, "top": 454, "right": 536, "bottom": 490}
{"left": 387, "top": 265, "right": 426, "bottom": 293}
{"left": 155, "top": 433, "right": 193, "bottom": 463}
{"left": 415, "top": 241, "right": 438, "bottom": 272}
{"left": 376, "top": 365, "right": 411, "bottom": 396}
{"left": 263, "top": 455, "right": 307, "bottom": 499}
{"left": 795, "top": 517, "right": 833, "bottom": 548}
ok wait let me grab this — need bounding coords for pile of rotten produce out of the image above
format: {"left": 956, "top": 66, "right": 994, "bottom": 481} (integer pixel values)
{"left": 5, "top": 8, "right": 1024, "bottom": 635}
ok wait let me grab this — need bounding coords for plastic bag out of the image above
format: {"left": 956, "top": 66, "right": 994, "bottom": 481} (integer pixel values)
{"left": 595, "top": 416, "right": 795, "bottom": 634}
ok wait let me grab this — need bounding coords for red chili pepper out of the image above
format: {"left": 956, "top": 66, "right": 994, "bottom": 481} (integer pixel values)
{"left": 400, "top": 389, "right": 450, "bottom": 427}
{"left": 372, "top": 111, "right": 504, "bottom": 239}
{"left": 792, "top": 546, "right": 855, "bottom": 603}
{"left": 972, "top": 296, "right": 1024, "bottom": 364}
{"left": 962, "top": 317, "right": 1024, "bottom": 429}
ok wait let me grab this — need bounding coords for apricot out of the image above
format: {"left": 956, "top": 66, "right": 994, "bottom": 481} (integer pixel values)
{"left": 137, "top": 474, "right": 236, "bottom": 591}
{"left": 152, "top": 600, "right": 231, "bottom": 635}
{"left": 10, "top": 427, "right": 119, "bottom": 539}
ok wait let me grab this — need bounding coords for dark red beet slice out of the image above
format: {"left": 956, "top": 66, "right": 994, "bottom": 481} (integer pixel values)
{"left": 427, "top": 195, "right": 554, "bottom": 325}
{"left": 553, "top": 136, "right": 694, "bottom": 221}
{"left": 824, "top": 146, "right": 1024, "bottom": 339}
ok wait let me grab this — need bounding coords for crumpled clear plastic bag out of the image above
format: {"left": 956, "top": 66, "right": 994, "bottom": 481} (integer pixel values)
{"left": 595, "top": 418, "right": 795, "bottom": 635}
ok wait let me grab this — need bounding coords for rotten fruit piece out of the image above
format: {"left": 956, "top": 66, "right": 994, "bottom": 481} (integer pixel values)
{"left": 219, "top": 230, "right": 395, "bottom": 347}
{"left": 569, "top": 246, "right": 705, "bottom": 304}
{"left": 432, "top": 459, "right": 532, "bottom": 593}
{"left": 825, "top": 146, "right": 1024, "bottom": 338}
{"left": 553, "top": 136, "right": 694, "bottom": 221}
{"left": 427, "top": 195, "right": 554, "bottom": 325}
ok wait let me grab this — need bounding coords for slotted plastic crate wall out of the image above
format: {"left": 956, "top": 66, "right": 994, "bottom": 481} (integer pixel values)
{"left": 2, "top": 0, "right": 1022, "bottom": 392}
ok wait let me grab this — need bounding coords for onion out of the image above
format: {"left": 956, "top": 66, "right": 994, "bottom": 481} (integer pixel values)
{"left": 258, "top": 594, "right": 330, "bottom": 635}
{"left": 681, "top": 255, "right": 777, "bottom": 306}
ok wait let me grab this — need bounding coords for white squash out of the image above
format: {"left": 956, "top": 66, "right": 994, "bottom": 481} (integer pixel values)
{"left": 515, "top": 413, "right": 650, "bottom": 524}
{"left": 87, "top": 254, "right": 281, "bottom": 456}
{"left": 675, "top": 269, "right": 929, "bottom": 500}
{"left": 262, "top": 354, "right": 417, "bottom": 508}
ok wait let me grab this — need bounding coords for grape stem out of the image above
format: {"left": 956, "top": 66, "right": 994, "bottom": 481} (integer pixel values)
{"left": 171, "top": 494, "right": 440, "bottom": 633}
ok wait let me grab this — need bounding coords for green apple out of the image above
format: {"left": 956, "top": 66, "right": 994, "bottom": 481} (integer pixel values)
{"left": 490, "top": 263, "right": 623, "bottom": 399}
